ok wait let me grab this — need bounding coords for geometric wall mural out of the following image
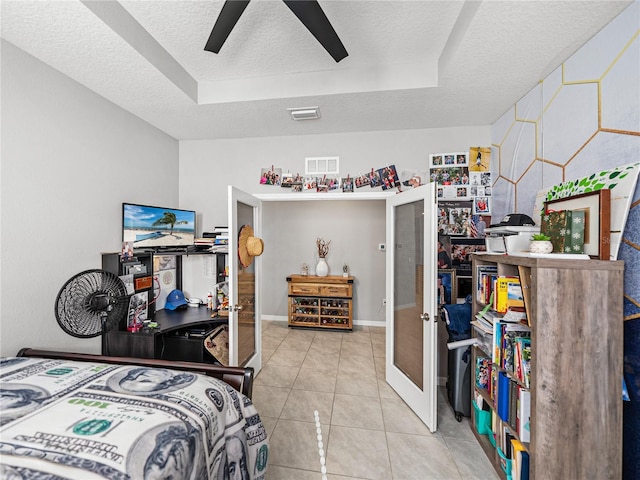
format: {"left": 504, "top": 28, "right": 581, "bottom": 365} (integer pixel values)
{"left": 490, "top": 1, "right": 640, "bottom": 223}
{"left": 490, "top": 3, "right": 640, "bottom": 478}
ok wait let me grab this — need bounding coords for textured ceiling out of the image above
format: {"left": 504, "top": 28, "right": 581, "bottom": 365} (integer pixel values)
{"left": 0, "top": 0, "right": 633, "bottom": 140}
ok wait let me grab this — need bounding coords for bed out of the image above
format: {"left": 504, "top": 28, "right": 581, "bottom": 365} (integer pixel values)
{"left": 0, "top": 349, "right": 269, "bottom": 479}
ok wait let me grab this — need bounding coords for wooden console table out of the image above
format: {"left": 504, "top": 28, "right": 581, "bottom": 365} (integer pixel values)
{"left": 287, "top": 275, "right": 354, "bottom": 330}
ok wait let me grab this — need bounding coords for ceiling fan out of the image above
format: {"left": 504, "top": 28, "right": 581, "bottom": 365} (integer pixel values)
{"left": 204, "top": 0, "right": 348, "bottom": 62}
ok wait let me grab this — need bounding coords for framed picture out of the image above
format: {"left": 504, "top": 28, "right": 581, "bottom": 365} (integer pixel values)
{"left": 473, "top": 196, "right": 491, "bottom": 214}
{"left": 450, "top": 237, "right": 486, "bottom": 276}
{"left": 400, "top": 170, "right": 428, "bottom": 188}
{"left": 543, "top": 189, "right": 611, "bottom": 259}
{"left": 430, "top": 166, "right": 470, "bottom": 186}
{"left": 469, "top": 147, "right": 491, "bottom": 172}
{"left": 437, "top": 269, "right": 456, "bottom": 306}
{"left": 455, "top": 153, "right": 469, "bottom": 166}
{"left": 341, "top": 176, "right": 354, "bottom": 192}
{"left": 430, "top": 154, "right": 444, "bottom": 167}
{"left": 437, "top": 201, "right": 473, "bottom": 236}
{"left": 259, "top": 166, "right": 282, "bottom": 186}
{"left": 437, "top": 235, "right": 452, "bottom": 269}
{"left": 457, "top": 276, "right": 473, "bottom": 300}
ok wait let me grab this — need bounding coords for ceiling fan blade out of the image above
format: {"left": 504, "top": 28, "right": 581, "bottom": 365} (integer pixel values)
{"left": 205, "top": 0, "right": 251, "bottom": 53}
{"left": 283, "top": 0, "right": 348, "bottom": 62}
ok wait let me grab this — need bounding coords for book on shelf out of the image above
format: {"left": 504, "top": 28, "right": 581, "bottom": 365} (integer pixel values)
{"left": 476, "top": 356, "right": 490, "bottom": 389}
{"left": 472, "top": 319, "right": 492, "bottom": 335}
{"left": 507, "top": 279, "right": 524, "bottom": 309}
{"left": 514, "top": 336, "right": 531, "bottom": 387}
{"left": 517, "top": 388, "right": 531, "bottom": 443}
{"left": 476, "top": 264, "right": 498, "bottom": 304}
{"left": 519, "top": 450, "right": 530, "bottom": 480}
{"left": 492, "top": 319, "right": 503, "bottom": 365}
{"left": 478, "top": 308, "right": 503, "bottom": 324}
{"left": 503, "top": 306, "right": 527, "bottom": 323}
{"left": 491, "top": 367, "right": 498, "bottom": 403}
{"left": 497, "top": 371, "right": 510, "bottom": 422}
{"left": 495, "top": 276, "right": 523, "bottom": 313}
{"left": 509, "top": 381, "right": 519, "bottom": 431}
{"left": 502, "top": 323, "right": 531, "bottom": 374}
{"left": 510, "top": 438, "right": 528, "bottom": 480}
{"left": 516, "top": 266, "right": 532, "bottom": 326}
{"left": 494, "top": 276, "right": 514, "bottom": 312}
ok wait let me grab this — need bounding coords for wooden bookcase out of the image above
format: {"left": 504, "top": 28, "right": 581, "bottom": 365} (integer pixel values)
{"left": 287, "top": 275, "right": 353, "bottom": 330}
{"left": 470, "top": 253, "right": 623, "bottom": 480}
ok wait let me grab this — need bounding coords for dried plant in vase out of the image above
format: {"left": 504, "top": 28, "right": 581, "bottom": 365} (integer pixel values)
{"left": 316, "top": 238, "right": 331, "bottom": 258}
{"left": 316, "top": 238, "right": 331, "bottom": 276}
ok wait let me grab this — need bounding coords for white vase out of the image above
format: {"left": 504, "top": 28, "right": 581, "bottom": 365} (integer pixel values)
{"left": 530, "top": 240, "right": 553, "bottom": 254}
{"left": 316, "top": 258, "right": 329, "bottom": 277}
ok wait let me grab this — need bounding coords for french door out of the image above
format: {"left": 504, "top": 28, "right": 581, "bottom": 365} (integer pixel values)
{"left": 228, "top": 186, "right": 262, "bottom": 373}
{"left": 385, "top": 183, "right": 438, "bottom": 431}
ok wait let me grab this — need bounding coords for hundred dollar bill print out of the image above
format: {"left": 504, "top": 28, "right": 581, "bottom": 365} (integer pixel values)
{"left": 0, "top": 358, "right": 268, "bottom": 479}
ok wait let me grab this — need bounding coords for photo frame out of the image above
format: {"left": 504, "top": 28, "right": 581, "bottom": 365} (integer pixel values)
{"left": 430, "top": 166, "right": 470, "bottom": 186}
{"left": 437, "top": 201, "right": 473, "bottom": 236}
{"left": 543, "top": 189, "right": 611, "bottom": 259}
{"left": 437, "top": 235, "right": 452, "bottom": 269}
{"left": 437, "top": 269, "right": 456, "bottom": 306}
{"left": 457, "top": 276, "right": 473, "bottom": 300}
{"left": 450, "top": 237, "right": 486, "bottom": 276}
{"left": 473, "top": 196, "right": 491, "bottom": 214}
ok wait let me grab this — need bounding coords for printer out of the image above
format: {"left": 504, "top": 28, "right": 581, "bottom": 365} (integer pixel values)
{"left": 484, "top": 213, "right": 540, "bottom": 253}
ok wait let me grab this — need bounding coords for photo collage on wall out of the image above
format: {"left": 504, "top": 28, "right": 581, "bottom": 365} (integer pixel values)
{"left": 438, "top": 201, "right": 473, "bottom": 236}
{"left": 429, "top": 152, "right": 470, "bottom": 200}
{"left": 259, "top": 164, "right": 401, "bottom": 193}
{"left": 431, "top": 147, "right": 492, "bottom": 236}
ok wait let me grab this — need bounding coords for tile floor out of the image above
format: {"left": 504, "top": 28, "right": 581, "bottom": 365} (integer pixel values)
{"left": 253, "top": 321, "right": 499, "bottom": 480}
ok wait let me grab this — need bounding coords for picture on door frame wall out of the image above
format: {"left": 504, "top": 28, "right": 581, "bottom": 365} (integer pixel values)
{"left": 259, "top": 166, "right": 282, "bottom": 186}
{"left": 473, "top": 196, "right": 491, "bottom": 214}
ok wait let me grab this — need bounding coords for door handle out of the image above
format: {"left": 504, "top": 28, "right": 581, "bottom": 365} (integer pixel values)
{"left": 233, "top": 304, "right": 243, "bottom": 312}
{"left": 420, "top": 313, "right": 430, "bottom": 321}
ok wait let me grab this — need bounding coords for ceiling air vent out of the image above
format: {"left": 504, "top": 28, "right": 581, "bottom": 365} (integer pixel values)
{"left": 287, "top": 106, "right": 320, "bottom": 121}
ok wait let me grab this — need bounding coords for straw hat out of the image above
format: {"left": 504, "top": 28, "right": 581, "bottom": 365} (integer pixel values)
{"left": 238, "top": 225, "right": 264, "bottom": 267}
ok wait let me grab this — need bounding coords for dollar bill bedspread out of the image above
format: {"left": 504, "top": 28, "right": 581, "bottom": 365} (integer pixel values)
{"left": 0, "top": 357, "right": 269, "bottom": 479}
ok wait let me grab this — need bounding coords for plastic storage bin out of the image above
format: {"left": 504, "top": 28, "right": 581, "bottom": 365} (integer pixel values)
{"left": 497, "top": 447, "right": 512, "bottom": 480}
{"left": 473, "top": 401, "right": 492, "bottom": 435}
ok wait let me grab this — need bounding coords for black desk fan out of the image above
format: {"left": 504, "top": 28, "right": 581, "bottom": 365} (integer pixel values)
{"left": 55, "top": 269, "right": 130, "bottom": 355}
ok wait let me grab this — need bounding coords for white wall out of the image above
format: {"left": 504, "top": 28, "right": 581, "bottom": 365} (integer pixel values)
{"left": 179, "top": 127, "right": 490, "bottom": 324}
{"left": 0, "top": 41, "right": 180, "bottom": 356}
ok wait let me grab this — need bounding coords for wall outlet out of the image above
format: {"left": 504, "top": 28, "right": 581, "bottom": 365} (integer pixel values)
{"left": 378, "top": 243, "right": 386, "bottom": 251}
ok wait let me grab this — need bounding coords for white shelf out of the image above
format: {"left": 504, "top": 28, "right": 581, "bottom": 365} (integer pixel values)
{"left": 254, "top": 191, "right": 396, "bottom": 201}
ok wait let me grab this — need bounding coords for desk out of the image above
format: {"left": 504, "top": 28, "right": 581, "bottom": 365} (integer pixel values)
{"left": 105, "top": 306, "right": 227, "bottom": 364}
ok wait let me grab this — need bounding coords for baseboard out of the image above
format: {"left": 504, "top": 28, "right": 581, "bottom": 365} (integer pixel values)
{"left": 261, "top": 315, "right": 287, "bottom": 322}
{"left": 261, "top": 315, "right": 386, "bottom": 329}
